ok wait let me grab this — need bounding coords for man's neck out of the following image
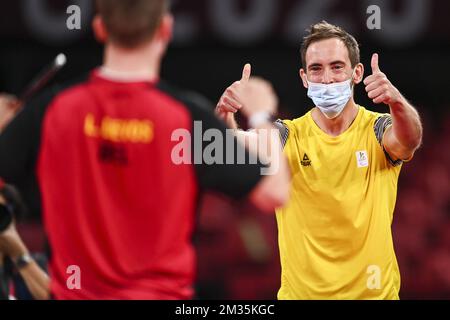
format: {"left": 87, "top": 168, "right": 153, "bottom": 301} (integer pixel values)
{"left": 102, "top": 41, "right": 161, "bottom": 81}
{"left": 311, "top": 99, "right": 359, "bottom": 137}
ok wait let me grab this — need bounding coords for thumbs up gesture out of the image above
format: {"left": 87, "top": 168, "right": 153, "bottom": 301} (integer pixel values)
{"left": 216, "top": 63, "right": 278, "bottom": 121}
{"left": 216, "top": 64, "right": 251, "bottom": 116}
{"left": 364, "top": 53, "right": 402, "bottom": 106}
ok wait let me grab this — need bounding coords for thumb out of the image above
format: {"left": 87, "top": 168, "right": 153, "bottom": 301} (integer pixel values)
{"left": 241, "top": 63, "right": 251, "bottom": 83}
{"left": 371, "top": 53, "right": 380, "bottom": 73}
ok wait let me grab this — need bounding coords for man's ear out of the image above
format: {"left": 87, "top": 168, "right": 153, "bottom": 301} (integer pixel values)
{"left": 155, "top": 13, "right": 173, "bottom": 44}
{"left": 353, "top": 63, "right": 365, "bottom": 85}
{"left": 299, "top": 68, "right": 308, "bottom": 89}
{"left": 92, "top": 15, "right": 108, "bottom": 44}
{"left": 152, "top": 13, "right": 173, "bottom": 56}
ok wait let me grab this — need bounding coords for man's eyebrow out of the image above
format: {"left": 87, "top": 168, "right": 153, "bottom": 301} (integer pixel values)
{"left": 308, "top": 60, "right": 346, "bottom": 69}
{"left": 307, "top": 63, "right": 322, "bottom": 69}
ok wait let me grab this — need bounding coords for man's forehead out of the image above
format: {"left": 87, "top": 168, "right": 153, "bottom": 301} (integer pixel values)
{"left": 305, "top": 38, "right": 350, "bottom": 66}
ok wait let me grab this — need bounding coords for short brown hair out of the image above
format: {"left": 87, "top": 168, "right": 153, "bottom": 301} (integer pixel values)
{"left": 96, "top": 0, "right": 168, "bottom": 48}
{"left": 300, "top": 21, "right": 360, "bottom": 69}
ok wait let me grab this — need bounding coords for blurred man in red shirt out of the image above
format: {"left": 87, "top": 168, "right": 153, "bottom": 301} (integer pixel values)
{"left": 0, "top": 0, "right": 289, "bottom": 299}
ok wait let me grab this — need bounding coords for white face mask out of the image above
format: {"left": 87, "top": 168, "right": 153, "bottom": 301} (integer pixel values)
{"left": 307, "top": 71, "right": 355, "bottom": 119}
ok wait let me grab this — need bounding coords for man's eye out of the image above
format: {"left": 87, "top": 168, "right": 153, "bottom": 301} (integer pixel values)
{"left": 333, "top": 65, "right": 343, "bottom": 70}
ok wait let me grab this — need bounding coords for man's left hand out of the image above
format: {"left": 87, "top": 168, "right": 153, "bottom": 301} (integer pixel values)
{"left": 364, "top": 53, "right": 404, "bottom": 107}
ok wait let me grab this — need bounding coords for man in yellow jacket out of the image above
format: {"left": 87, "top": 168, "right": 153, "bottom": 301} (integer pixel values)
{"left": 216, "top": 21, "right": 423, "bottom": 299}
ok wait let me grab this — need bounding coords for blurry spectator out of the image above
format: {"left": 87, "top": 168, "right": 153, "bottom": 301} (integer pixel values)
{"left": 393, "top": 109, "right": 450, "bottom": 299}
{"left": 196, "top": 193, "right": 280, "bottom": 299}
{"left": 0, "top": 94, "right": 20, "bottom": 132}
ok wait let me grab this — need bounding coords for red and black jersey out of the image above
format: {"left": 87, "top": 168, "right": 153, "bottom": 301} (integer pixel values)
{"left": 1, "top": 70, "right": 264, "bottom": 299}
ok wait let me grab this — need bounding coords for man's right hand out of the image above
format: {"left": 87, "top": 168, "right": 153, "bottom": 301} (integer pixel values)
{"left": 215, "top": 64, "right": 278, "bottom": 125}
{"left": 216, "top": 65, "right": 289, "bottom": 213}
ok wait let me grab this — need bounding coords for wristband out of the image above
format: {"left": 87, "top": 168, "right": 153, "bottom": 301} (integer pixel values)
{"left": 14, "top": 253, "right": 33, "bottom": 270}
{"left": 248, "top": 112, "right": 274, "bottom": 128}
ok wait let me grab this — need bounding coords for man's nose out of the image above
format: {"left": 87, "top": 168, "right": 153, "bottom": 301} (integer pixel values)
{"left": 322, "top": 70, "right": 333, "bottom": 84}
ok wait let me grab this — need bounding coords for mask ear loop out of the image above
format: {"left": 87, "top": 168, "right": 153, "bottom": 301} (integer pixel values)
{"left": 349, "top": 67, "right": 357, "bottom": 90}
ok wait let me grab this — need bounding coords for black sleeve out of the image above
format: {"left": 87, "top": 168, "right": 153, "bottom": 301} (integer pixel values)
{"left": 0, "top": 90, "right": 54, "bottom": 184}
{"left": 274, "top": 119, "right": 290, "bottom": 148}
{"left": 191, "top": 99, "right": 266, "bottom": 199}
{"left": 158, "top": 82, "right": 266, "bottom": 200}
{"left": 0, "top": 92, "right": 51, "bottom": 221}
{"left": 0, "top": 89, "right": 57, "bottom": 221}
{"left": 374, "top": 114, "right": 402, "bottom": 167}
{"left": 0, "top": 73, "right": 89, "bottom": 220}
